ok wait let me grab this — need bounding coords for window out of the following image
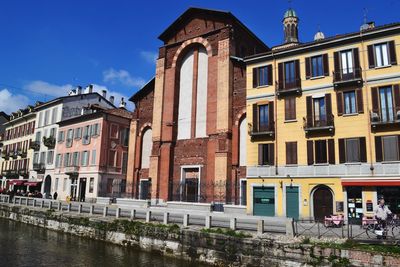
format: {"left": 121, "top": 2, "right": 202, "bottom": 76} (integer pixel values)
{"left": 285, "top": 97, "right": 296, "bottom": 120}
{"left": 313, "top": 97, "right": 326, "bottom": 124}
{"left": 110, "top": 124, "right": 118, "bottom": 138}
{"left": 47, "top": 150, "right": 54, "bottom": 165}
{"left": 35, "top": 131, "right": 41, "bottom": 142}
{"left": 64, "top": 153, "right": 70, "bottom": 167}
{"left": 315, "top": 140, "right": 327, "bottom": 164}
{"left": 258, "top": 104, "right": 269, "bottom": 131}
{"left": 74, "top": 128, "right": 82, "bottom": 139}
{"left": 81, "top": 151, "right": 89, "bottom": 166}
{"left": 58, "top": 131, "right": 65, "bottom": 143}
{"left": 382, "top": 136, "right": 399, "bottom": 161}
{"left": 121, "top": 128, "right": 129, "bottom": 146}
{"left": 141, "top": 128, "right": 152, "bottom": 168}
{"left": 72, "top": 152, "right": 80, "bottom": 166}
{"left": 375, "top": 43, "right": 389, "bottom": 67}
{"left": 66, "top": 129, "right": 74, "bottom": 147}
{"left": 379, "top": 86, "right": 394, "bottom": 122}
{"left": 345, "top": 138, "right": 360, "bottom": 162}
{"left": 63, "top": 178, "right": 67, "bottom": 192}
{"left": 91, "top": 123, "right": 100, "bottom": 137}
{"left": 91, "top": 150, "right": 96, "bottom": 165}
{"left": 49, "top": 128, "right": 56, "bottom": 138}
{"left": 286, "top": 142, "right": 297, "bottom": 165}
{"left": 82, "top": 125, "right": 91, "bottom": 145}
{"left": 33, "top": 153, "right": 39, "bottom": 164}
{"left": 55, "top": 154, "right": 62, "bottom": 168}
{"left": 340, "top": 50, "right": 353, "bottom": 74}
{"left": 89, "top": 178, "right": 94, "bottom": 193}
{"left": 38, "top": 112, "right": 43, "bottom": 127}
{"left": 108, "top": 150, "right": 116, "bottom": 167}
{"left": 122, "top": 152, "right": 128, "bottom": 174}
{"left": 40, "top": 152, "right": 46, "bottom": 164}
{"left": 258, "top": 143, "right": 274, "bottom": 166}
{"left": 253, "top": 65, "right": 272, "bottom": 87}
{"left": 284, "top": 61, "right": 296, "bottom": 85}
{"left": 311, "top": 55, "right": 324, "bottom": 77}
{"left": 51, "top": 107, "right": 58, "bottom": 124}
{"left": 55, "top": 178, "right": 59, "bottom": 191}
{"left": 44, "top": 110, "right": 50, "bottom": 126}
{"left": 344, "top": 91, "right": 356, "bottom": 114}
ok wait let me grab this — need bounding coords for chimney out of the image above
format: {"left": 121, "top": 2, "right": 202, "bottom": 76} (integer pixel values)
{"left": 109, "top": 96, "right": 115, "bottom": 105}
{"left": 77, "top": 86, "right": 82, "bottom": 95}
{"left": 102, "top": 90, "right": 107, "bottom": 98}
{"left": 119, "top": 97, "right": 126, "bottom": 109}
{"left": 87, "top": 84, "right": 94, "bottom": 94}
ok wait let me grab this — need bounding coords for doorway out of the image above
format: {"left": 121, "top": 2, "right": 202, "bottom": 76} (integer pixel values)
{"left": 286, "top": 186, "right": 299, "bottom": 219}
{"left": 139, "top": 179, "right": 150, "bottom": 200}
{"left": 253, "top": 187, "right": 275, "bottom": 216}
{"left": 44, "top": 175, "right": 52, "bottom": 197}
{"left": 79, "top": 178, "right": 87, "bottom": 202}
{"left": 313, "top": 185, "right": 333, "bottom": 221}
{"left": 181, "top": 167, "right": 200, "bottom": 202}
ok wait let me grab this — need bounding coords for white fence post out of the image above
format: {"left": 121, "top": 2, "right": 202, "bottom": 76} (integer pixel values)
{"left": 230, "top": 218, "right": 237, "bottom": 231}
{"left": 103, "top": 206, "right": 108, "bottom": 217}
{"left": 146, "top": 211, "right": 151, "bottom": 223}
{"left": 163, "top": 212, "right": 169, "bottom": 225}
{"left": 116, "top": 208, "right": 121, "bottom": 218}
{"left": 130, "top": 209, "right": 136, "bottom": 220}
{"left": 78, "top": 204, "right": 82, "bottom": 214}
{"left": 90, "top": 205, "right": 94, "bottom": 215}
{"left": 205, "top": 215, "right": 211, "bottom": 229}
{"left": 183, "top": 214, "right": 189, "bottom": 227}
{"left": 257, "top": 220, "right": 264, "bottom": 234}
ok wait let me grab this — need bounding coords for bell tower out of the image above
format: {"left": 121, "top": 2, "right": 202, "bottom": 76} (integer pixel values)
{"left": 283, "top": 8, "right": 299, "bottom": 44}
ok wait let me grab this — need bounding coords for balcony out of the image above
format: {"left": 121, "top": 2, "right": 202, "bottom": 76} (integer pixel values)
{"left": 33, "top": 163, "right": 45, "bottom": 174}
{"left": 333, "top": 68, "right": 362, "bottom": 88}
{"left": 10, "top": 151, "right": 18, "bottom": 159}
{"left": 29, "top": 141, "right": 40, "bottom": 151}
{"left": 276, "top": 78, "right": 302, "bottom": 97}
{"left": 43, "top": 136, "right": 56, "bottom": 149}
{"left": 303, "top": 114, "right": 335, "bottom": 135}
{"left": 17, "top": 149, "right": 27, "bottom": 158}
{"left": 249, "top": 122, "right": 275, "bottom": 140}
{"left": 370, "top": 108, "right": 400, "bottom": 131}
{"left": 5, "top": 170, "right": 18, "bottom": 179}
{"left": 65, "top": 165, "right": 80, "bottom": 176}
{"left": 18, "top": 169, "right": 28, "bottom": 177}
{"left": 1, "top": 151, "right": 9, "bottom": 160}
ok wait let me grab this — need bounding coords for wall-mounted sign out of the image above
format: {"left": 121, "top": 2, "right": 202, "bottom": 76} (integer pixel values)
{"left": 366, "top": 200, "right": 373, "bottom": 212}
{"left": 336, "top": 201, "right": 344, "bottom": 212}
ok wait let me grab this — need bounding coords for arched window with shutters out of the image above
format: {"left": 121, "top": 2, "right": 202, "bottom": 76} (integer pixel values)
{"left": 141, "top": 128, "right": 152, "bottom": 169}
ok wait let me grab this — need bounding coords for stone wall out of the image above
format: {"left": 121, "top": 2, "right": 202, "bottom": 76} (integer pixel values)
{"left": 1, "top": 204, "right": 399, "bottom": 267}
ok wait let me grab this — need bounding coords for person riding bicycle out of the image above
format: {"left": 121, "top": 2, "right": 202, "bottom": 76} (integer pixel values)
{"left": 374, "top": 196, "right": 392, "bottom": 232}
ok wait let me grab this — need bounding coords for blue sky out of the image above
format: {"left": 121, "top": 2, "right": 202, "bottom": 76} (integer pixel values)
{"left": 0, "top": 0, "right": 399, "bottom": 112}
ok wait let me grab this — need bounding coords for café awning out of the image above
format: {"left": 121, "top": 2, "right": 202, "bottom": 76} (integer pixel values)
{"left": 24, "top": 182, "right": 41, "bottom": 187}
{"left": 341, "top": 179, "right": 400, "bottom": 186}
{"left": 8, "top": 180, "right": 26, "bottom": 186}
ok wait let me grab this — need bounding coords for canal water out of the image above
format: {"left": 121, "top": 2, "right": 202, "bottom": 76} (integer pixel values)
{"left": 0, "top": 218, "right": 208, "bottom": 267}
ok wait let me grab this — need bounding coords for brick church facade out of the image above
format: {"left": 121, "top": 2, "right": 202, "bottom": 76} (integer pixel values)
{"left": 126, "top": 8, "right": 268, "bottom": 204}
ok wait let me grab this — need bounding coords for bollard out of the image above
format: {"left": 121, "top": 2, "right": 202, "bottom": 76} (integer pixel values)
{"left": 40, "top": 200, "right": 44, "bottom": 208}
{"left": 26, "top": 198, "right": 30, "bottom": 206}
{"left": 183, "top": 214, "right": 189, "bottom": 227}
{"left": 286, "top": 218, "right": 294, "bottom": 237}
{"left": 116, "top": 208, "right": 121, "bottom": 218}
{"left": 130, "top": 209, "right": 136, "bottom": 220}
{"left": 67, "top": 203, "right": 72, "bottom": 212}
{"left": 90, "top": 205, "right": 94, "bottom": 215}
{"left": 78, "top": 204, "right": 82, "bottom": 214}
{"left": 33, "top": 199, "right": 36, "bottom": 207}
{"left": 163, "top": 212, "right": 169, "bottom": 225}
{"left": 146, "top": 211, "right": 151, "bottom": 223}
{"left": 103, "top": 206, "right": 108, "bottom": 217}
{"left": 57, "top": 202, "right": 62, "bottom": 211}
{"left": 257, "top": 220, "right": 264, "bottom": 235}
{"left": 205, "top": 215, "right": 211, "bottom": 229}
{"left": 230, "top": 218, "right": 237, "bottom": 231}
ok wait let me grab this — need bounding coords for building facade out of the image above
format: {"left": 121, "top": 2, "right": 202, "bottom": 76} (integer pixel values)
{"left": 30, "top": 86, "right": 116, "bottom": 196}
{"left": 245, "top": 9, "right": 400, "bottom": 221}
{"left": 126, "top": 8, "right": 269, "bottom": 205}
{"left": 54, "top": 107, "right": 131, "bottom": 201}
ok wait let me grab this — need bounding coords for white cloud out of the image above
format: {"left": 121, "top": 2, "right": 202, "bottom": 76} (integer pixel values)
{"left": 0, "top": 89, "right": 30, "bottom": 114}
{"left": 103, "top": 68, "right": 146, "bottom": 88}
{"left": 24, "top": 80, "right": 73, "bottom": 98}
{"left": 140, "top": 51, "right": 158, "bottom": 64}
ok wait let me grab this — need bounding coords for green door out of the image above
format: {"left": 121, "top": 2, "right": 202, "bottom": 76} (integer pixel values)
{"left": 253, "top": 187, "right": 275, "bottom": 216}
{"left": 286, "top": 187, "right": 299, "bottom": 219}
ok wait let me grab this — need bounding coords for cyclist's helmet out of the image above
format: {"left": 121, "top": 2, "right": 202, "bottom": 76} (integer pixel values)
{"left": 378, "top": 195, "right": 385, "bottom": 200}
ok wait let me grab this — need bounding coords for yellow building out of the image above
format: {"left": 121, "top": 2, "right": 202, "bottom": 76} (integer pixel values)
{"left": 244, "top": 8, "right": 400, "bottom": 221}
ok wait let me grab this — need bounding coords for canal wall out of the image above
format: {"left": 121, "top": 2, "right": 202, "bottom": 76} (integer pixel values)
{"left": 0, "top": 203, "right": 399, "bottom": 267}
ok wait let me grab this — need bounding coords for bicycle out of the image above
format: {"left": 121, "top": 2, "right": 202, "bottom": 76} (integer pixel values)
{"left": 365, "top": 214, "right": 398, "bottom": 239}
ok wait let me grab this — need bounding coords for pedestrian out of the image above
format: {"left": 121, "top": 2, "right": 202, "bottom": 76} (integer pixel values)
{"left": 53, "top": 192, "right": 58, "bottom": 200}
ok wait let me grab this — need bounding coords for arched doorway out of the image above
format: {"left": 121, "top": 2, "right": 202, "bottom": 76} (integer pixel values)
{"left": 44, "top": 175, "right": 52, "bottom": 196}
{"left": 312, "top": 185, "right": 333, "bottom": 221}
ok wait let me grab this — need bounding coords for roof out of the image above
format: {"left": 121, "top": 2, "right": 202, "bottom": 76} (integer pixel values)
{"left": 284, "top": 8, "right": 297, "bottom": 19}
{"left": 158, "top": 7, "right": 269, "bottom": 50}
{"left": 129, "top": 77, "right": 155, "bottom": 103}
{"left": 245, "top": 22, "right": 400, "bottom": 63}
{"left": 0, "top": 112, "right": 10, "bottom": 121}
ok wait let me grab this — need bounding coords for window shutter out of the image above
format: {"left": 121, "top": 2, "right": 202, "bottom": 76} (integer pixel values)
{"left": 268, "top": 102, "right": 274, "bottom": 131}
{"left": 339, "top": 138, "right": 346, "bottom": 163}
{"left": 359, "top": 137, "right": 367, "bottom": 163}
{"left": 252, "top": 104, "right": 258, "bottom": 133}
{"left": 306, "top": 96, "right": 313, "bottom": 127}
{"left": 336, "top": 91, "right": 343, "bottom": 116}
{"left": 328, "top": 139, "right": 335, "bottom": 164}
{"left": 268, "top": 143, "right": 275, "bottom": 165}
{"left": 325, "top": 93, "right": 332, "bottom": 119}
{"left": 278, "top": 63, "right": 284, "bottom": 88}
{"left": 356, "top": 89, "right": 364, "bottom": 113}
{"left": 307, "top": 140, "right": 314, "bottom": 165}
{"left": 286, "top": 142, "right": 290, "bottom": 165}
{"left": 293, "top": 142, "right": 297, "bottom": 165}
{"left": 375, "top": 136, "right": 383, "bottom": 162}
{"left": 353, "top": 48, "right": 361, "bottom": 77}
{"left": 253, "top": 68, "right": 258, "bottom": 88}
{"left": 305, "top": 57, "right": 311, "bottom": 79}
{"left": 267, "top": 65, "right": 273, "bottom": 85}
{"left": 333, "top": 52, "right": 340, "bottom": 79}
{"left": 393, "top": 84, "right": 400, "bottom": 112}
{"left": 294, "top": 60, "right": 301, "bottom": 87}
{"left": 258, "top": 144, "right": 263, "bottom": 165}
{"left": 367, "top": 45, "right": 375, "bottom": 69}
{"left": 398, "top": 136, "right": 400, "bottom": 160}
{"left": 323, "top": 54, "right": 329, "bottom": 77}
{"left": 371, "top": 87, "right": 379, "bottom": 113}
{"left": 389, "top": 41, "right": 397, "bottom": 65}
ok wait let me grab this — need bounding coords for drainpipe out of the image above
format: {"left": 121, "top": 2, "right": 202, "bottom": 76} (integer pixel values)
{"left": 359, "top": 31, "right": 375, "bottom": 173}
{"left": 273, "top": 51, "right": 279, "bottom": 176}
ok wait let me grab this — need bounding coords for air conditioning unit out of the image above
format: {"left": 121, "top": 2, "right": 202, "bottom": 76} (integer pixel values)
{"left": 371, "top": 112, "right": 379, "bottom": 122}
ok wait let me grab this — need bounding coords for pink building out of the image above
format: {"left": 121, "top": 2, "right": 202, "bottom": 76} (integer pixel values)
{"left": 53, "top": 107, "right": 131, "bottom": 201}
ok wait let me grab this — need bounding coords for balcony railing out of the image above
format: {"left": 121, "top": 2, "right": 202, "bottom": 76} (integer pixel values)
{"left": 43, "top": 136, "right": 56, "bottom": 149}
{"left": 303, "top": 114, "right": 335, "bottom": 134}
{"left": 17, "top": 149, "right": 27, "bottom": 158}
{"left": 249, "top": 122, "right": 275, "bottom": 139}
{"left": 65, "top": 165, "right": 80, "bottom": 175}
{"left": 10, "top": 151, "right": 18, "bottom": 159}
{"left": 276, "top": 78, "right": 302, "bottom": 96}
{"left": 370, "top": 108, "right": 400, "bottom": 130}
{"left": 33, "top": 163, "right": 45, "bottom": 174}
{"left": 18, "top": 169, "right": 28, "bottom": 177}
{"left": 1, "top": 151, "right": 9, "bottom": 160}
{"left": 29, "top": 141, "right": 40, "bottom": 151}
{"left": 333, "top": 68, "right": 362, "bottom": 87}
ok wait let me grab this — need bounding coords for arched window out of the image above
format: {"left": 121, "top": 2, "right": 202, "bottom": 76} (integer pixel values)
{"left": 177, "top": 46, "right": 208, "bottom": 140}
{"left": 239, "top": 117, "right": 247, "bottom": 166}
{"left": 141, "top": 128, "right": 152, "bottom": 168}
